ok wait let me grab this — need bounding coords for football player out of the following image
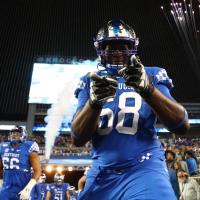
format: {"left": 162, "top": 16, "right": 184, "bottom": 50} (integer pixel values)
{"left": 71, "top": 19, "right": 190, "bottom": 200}
{"left": 38, "top": 173, "right": 49, "bottom": 200}
{"left": 0, "top": 125, "right": 41, "bottom": 200}
{"left": 46, "top": 173, "right": 70, "bottom": 200}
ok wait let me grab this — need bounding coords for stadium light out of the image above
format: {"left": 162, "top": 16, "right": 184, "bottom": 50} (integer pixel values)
{"left": 56, "top": 166, "right": 64, "bottom": 173}
{"left": 67, "top": 166, "right": 73, "bottom": 171}
{"left": 46, "top": 165, "right": 53, "bottom": 173}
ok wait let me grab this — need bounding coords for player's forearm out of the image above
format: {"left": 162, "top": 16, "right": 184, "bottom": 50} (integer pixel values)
{"left": 46, "top": 191, "right": 51, "bottom": 200}
{"left": 31, "top": 165, "right": 41, "bottom": 181}
{"left": 144, "top": 88, "right": 190, "bottom": 134}
{"left": 30, "top": 152, "right": 42, "bottom": 181}
{"left": 66, "top": 191, "right": 70, "bottom": 200}
{"left": 32, "top": 170, "right": 41, "bottom": 181}
{"left": 78, "top": 176, "right": 86, "bottom": 191}
{"left": 71, "top": 100, "right": 101, "bottom": 146}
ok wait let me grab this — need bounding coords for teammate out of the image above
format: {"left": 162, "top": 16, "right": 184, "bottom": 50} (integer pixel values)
{"left": 0, "top": 125, "right": 41, "bottom": 200}
{"left": 46, "top": 173, "right": 70, "bottom": 200}
{"left": 38, "top": 173, "right": 49, "bottom": 200}
{"left": 71, "top": 19, "right": 190, "bottom": 200}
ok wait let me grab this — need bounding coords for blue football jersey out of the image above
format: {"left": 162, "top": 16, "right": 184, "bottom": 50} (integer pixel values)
{"left": 48, "top": 183, "right": 69, "bottom": 200}
{"left": 74, "top": 67, "right": 173, "bottom": 167}
{"left": 0, "top": 141, "right": 39, "bottom": 191}
{"left": 40, "top": 183, "right": 49, "bottom": 200}
{"left": 30, "top": 183, "right": 41, "bottom": 200}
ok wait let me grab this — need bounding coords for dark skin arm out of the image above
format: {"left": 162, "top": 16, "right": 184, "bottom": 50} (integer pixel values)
{"left": 78, "top": 175, "right": 87, "bottom": 191}
{"left": 66, "top": 190, "right": 70, "bottom": 200}
{"left": 72, "top": 87, "right": 190, "bottom": 146}
{"left": 144, "top": 87, "right": 190, "bottom": 134}
{"left": 71, "top": 101, "right": 101, "bottom": 146}
{"left": 29, "top": 152, "right": 41, "bottom": 181}
{"left": 46, "top": 191, "right": 51, "bottom": 200}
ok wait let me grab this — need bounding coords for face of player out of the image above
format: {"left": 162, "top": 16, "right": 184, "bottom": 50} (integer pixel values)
{"left": 103, "top": 41, "right": 130, "bottom": 65}
{"left": 10, "top": 131, "right": 22, "bottom": 142}
{"left": 39, "top": 175, "right": 46, "bottom": 183}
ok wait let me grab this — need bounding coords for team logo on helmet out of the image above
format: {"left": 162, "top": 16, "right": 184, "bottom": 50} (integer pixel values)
{"left": 94, "top": 19, "right": 139, "bottom": 76}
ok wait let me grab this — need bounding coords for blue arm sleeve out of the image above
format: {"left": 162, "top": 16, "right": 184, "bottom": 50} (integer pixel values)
{"left": 74, "top": 75, "right": 90, "bottom": 112}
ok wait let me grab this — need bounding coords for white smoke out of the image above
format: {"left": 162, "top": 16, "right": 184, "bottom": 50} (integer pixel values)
{"left": 44, "top": 59, "right": 98, "bottom": 160}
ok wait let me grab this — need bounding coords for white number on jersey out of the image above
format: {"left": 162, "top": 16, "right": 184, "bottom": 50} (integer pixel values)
{"left": 54, "top": 192, "right": 62, "bottom": 200}
{"left": 98, "top": 92, "right": 142, "bottom": 135}
{"left": 2, "top": 157, "right": 20, "bottom": 169}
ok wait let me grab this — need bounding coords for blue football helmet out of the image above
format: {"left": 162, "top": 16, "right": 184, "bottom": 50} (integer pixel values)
{"left": 94, "top": 19, "right": 139, "bottom": 76}
{"left": 54, "top": 173, "right": 64, "bottom": 185}
{"left": 9, "top": 125, "right": 27, "bottom": 143}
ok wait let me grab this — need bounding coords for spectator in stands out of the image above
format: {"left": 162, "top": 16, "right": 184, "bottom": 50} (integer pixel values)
{"left": 176, "top": 155, "right": 189, "bottom": 173}
{"left": 185, "top": 150, "right": 198, "bottom": 176}
{"left": 178, "top": 170, "right": 200, "bottom": 200}
{"left": 165, "top": 150, "right": 180, "bottom": 199}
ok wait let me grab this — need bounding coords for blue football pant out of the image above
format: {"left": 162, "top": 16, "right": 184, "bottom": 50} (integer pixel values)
{"left": 78, "top": 157, "right": 177, "bottom": 200}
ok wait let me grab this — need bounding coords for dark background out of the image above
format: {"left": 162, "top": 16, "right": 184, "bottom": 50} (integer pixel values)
{"left": 0, "top": 0, "right": 200, "bottom": 121}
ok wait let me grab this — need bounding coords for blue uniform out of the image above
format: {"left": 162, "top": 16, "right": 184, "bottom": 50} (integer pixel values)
{"left": 40, "top": 183, "right": 49, "bottom": 200}
{"left": 0, "top": 141, "right": 39, "bottom": 200}
{"left": 74, "top": 67, "right": 177, "bottom": 200}
{"left": 48, "top": 183, "right": 69, "bottom": 200}
{"left": 30, "top": 183, "right": 41, "bottom": 200}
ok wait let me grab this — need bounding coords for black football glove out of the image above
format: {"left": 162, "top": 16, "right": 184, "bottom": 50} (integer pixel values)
{"left": 89, "top": 72, "right": 118, "bottom": 109}
{"left": 118, "top": 55, "right": 155, "bottom": 98}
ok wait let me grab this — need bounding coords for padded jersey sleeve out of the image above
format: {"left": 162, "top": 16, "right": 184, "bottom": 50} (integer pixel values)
{"left": 151, "top": 67, "right": 175, "bottom": 100}
{"left": 153, "top": 67, "right": 173, "bottom": 90}
{"left": 74, "top": 74, "right": 90, "bottom": 111}
{"left": 28, "top": 141, "right": 40, "bottom": 154}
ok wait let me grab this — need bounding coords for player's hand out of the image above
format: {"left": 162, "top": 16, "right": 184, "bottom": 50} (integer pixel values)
{"left": 18, "top": 179, "right": 36, "bottom": 200}
{"left": 89, "top": 72, "right": 118, "bottom": 108}
{"left": 118, "top": 55, "right": 155, "bottom": 98}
